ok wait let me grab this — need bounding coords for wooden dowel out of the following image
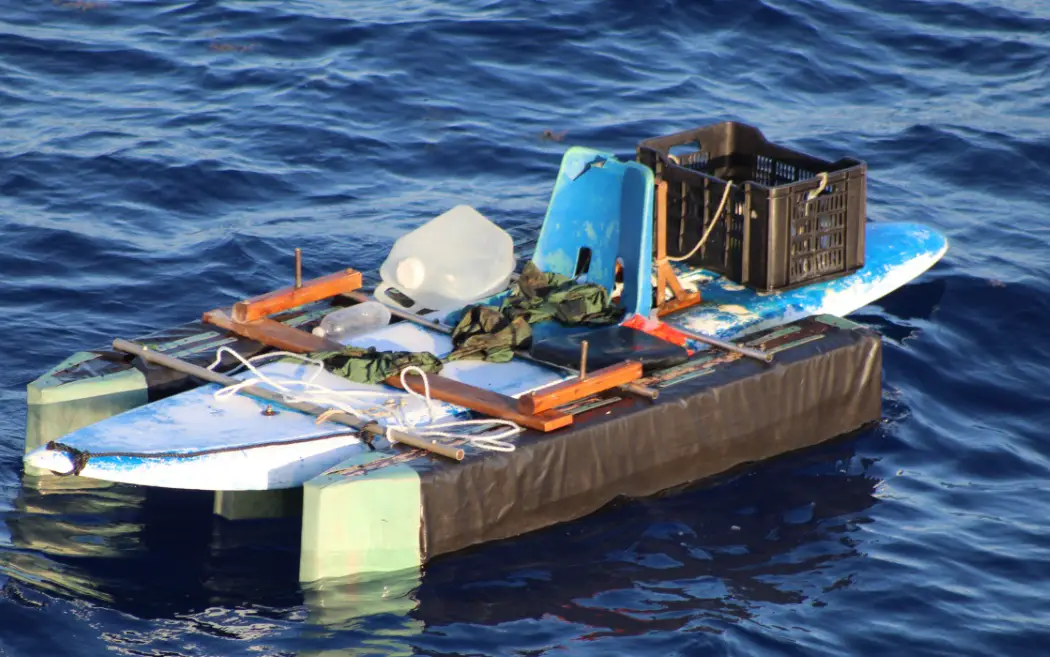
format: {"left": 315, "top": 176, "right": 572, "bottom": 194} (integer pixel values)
{"left": 518, "top": 361, "right": 643, "bottom": 415}
{"left": 204, "top": 309, "right": 340, "bottom": 353}
{"left": 656, "top": 180, "right": 669, "bottom": 305}
{"left": 233, "top": 268, "right": 363, "bottom": 323}
{"left": 621, "top": 381, "right": 659, "bottom": 400}
{"left": 112, "top": 338, "right": 464, "bottom": 461}
{"left": 295, "top": 248, "right": 303, "bottom": 290}
{"left": 579, "top": 340, "right": 589, "bottom": 380}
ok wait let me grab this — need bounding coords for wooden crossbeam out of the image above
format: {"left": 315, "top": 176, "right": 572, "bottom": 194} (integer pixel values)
{"left": 203, "top": 307, "right": 573, "bottom": 432}
{"left": 516, "top": 360, "right": 643, "bottom": 415}
{"left": 390, "top": 372, "right": 573, "bottom": 433}
{"left": 232, "top": 268, "right": 363, "bottom": 323}
{"left": 203, "top": 309, "right": 340, "bottom": 353}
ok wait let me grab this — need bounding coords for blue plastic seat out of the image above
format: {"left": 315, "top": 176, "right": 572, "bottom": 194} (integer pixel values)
{"left": 531, "top": 147, "right": 654, "bottom": 320}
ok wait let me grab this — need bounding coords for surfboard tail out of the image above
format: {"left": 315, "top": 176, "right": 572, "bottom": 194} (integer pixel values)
{"left": 25, "top": 444, "right": 76, "bottom": 476}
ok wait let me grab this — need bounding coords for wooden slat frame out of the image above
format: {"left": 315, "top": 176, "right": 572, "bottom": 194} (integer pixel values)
{"left": 232, "top": 268, "right": 363, "bottom": 322}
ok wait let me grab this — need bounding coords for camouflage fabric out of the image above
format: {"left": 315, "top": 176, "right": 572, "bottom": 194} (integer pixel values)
{"left": 317, "top": 262, "right": 625, "bottom": 376}
{"left": 446, "top": 261, "right": 623, "bottom": 363}
{"left": 500, "top": 261, "right": 624, "bottom": 325}
{"left": 311, "top": 346, "right": 443, "bottom": 385}
{"left": 445, "top": 306, "right": 532, "bottom": 363}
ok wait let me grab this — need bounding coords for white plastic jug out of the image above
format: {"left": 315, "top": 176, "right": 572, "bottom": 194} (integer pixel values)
{"left": 311, "top": 301, "right": 391, "bottom": 340}
{"left": 379, "top": 205, "right": 515, "bottom": 310}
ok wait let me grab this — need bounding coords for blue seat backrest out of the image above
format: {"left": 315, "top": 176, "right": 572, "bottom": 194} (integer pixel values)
{"left": 532, "top": 147, "right": 654, "bottom": 318}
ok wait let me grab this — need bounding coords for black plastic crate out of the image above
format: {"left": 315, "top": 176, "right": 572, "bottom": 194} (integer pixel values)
{"left": 637, "top": 121, "right": 866, "bottom": 292}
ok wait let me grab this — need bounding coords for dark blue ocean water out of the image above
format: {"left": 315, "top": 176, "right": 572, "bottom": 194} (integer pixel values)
{"left": 2, "top": 0, "right": 1049, "bottom": 655}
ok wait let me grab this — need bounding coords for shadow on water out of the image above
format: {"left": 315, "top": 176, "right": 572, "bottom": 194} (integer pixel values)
{"left": 1, "top": 428, "right": 887, "bottom": 654}
{"left": 850, "top": 277, "right": 949, "bottom": 343}
{"left": 293, "top": 433, "right": 887, "bottom": 655}
{"left": 417, "top": 436, "right": 881, "bottom": 632}
{"left": 1, "top": 479, "right": 302, "bottom": 618}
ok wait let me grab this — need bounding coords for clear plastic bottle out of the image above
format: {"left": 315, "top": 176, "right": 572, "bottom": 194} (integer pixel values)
{"left": 312, "top": 301, "right": 391, "bottom": 340}
{"left": 378, "top": 205, "right": 515, "bottom": 309}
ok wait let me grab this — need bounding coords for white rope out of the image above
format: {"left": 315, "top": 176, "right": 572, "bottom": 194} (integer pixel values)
{"left": 662, "top": 165, "right": 830, "bottom": 265}
{"left": 206, "top": 347, "right": 521, "bottom": 452}
{"left": 668, "top": 180, "right": 734, "bottom": 263}
{"left": 400, "top": 365, "right": 436, "bottom": 419}
{"left": 392, "top": 365, "right": 520, "bottom": 452}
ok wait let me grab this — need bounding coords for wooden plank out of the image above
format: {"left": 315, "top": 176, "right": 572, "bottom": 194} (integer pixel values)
{"left": 206, "top": 307, "right": 571, "bottom": 431}
{"left": 232, "top": 268, "right": 363, "bottom": 323}
{"left": 654, "top": 263, "right": 703, "bottom": 317}
{"left": 388, "top": 372, "right": 573, "bottom": 433}
{"left": 203, "top": 309, "right": 341, "bottom": 353}
{"left": 516, "top": 361, "right": 643, "bottom": 415}
{"left": 655, "top": 179, "right": 669, "bottom": 303}
{"left": 652, "top": 179, "right": 703, "bottom": 317}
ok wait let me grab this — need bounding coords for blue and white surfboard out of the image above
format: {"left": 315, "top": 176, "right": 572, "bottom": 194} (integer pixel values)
{"left": 24, "top": 220, "right": 947, "bottom": 491}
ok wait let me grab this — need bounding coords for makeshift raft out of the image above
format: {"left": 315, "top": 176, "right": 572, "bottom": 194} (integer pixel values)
{"left": 299, "top": 313, "right": 881, "bottom": 580}
{"left": 21, "top": 121, "right": 948, "bottom": 580}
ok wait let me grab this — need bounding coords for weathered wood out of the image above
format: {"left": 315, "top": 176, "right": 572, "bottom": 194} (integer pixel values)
{"left": 206, "top": 307, "right": 572, "bottom": 432}
{"left": 517, "top": 361, "right": 643, "bottom": 415}
{"left": 656, "top": 179, "right": 669, "bottom": 302}
{"left": 203, "top": 309, "right": 340, "bottom": 353}
{"left": 653, "top": 180, "right": 703, "bottom": 317}
{"left": 232, "top": 268, "right": 363, "bottom": 323}
{"left": 654, "top": 266, "right": 703, "bottom": 316}
{"left": 388, "top": 372, "right": 573, "bottom": 433}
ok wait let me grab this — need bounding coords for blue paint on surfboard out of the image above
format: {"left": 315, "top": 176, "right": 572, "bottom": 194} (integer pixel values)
{"left": 667, "top": 221, "right": 948, "bottom": 342}
{"left": 24, "top": 219, "right": 948, "bottom": 490}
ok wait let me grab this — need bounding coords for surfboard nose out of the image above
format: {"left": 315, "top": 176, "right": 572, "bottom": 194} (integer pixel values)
{"left": 24, "top": 445, "right": 75, "bottom": 476}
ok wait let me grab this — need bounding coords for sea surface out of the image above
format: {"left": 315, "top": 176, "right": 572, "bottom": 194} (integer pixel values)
{"left": 1, "top": 0, "right": 1048, "bottom": 655}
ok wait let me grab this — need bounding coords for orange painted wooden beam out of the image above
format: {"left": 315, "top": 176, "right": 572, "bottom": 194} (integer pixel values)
{"left": 389, "top": 372, "right": 573, "bottom": 433}
{"left": 232, "top": 268, "right": 363, "bottom": 323}
{"left": 655, "top": 179, "right": 670, "bottom": 302}
{"left": 203, "top": 309, "right": 341, "bottom": 354}
{"left": 516, "top": 360, "right": 643, "bottom": 415}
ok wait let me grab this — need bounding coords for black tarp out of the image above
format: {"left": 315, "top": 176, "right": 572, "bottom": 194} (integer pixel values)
{"left": 412, "top": 315, "right": 882, "bottom": 562}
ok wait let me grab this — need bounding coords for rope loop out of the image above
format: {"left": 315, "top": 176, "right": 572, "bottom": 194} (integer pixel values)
{"left": 806, "top": 171, "right": 829, "bottom": 201}
{"left": 208, "top": 347, "right": 521, "bottom": 454}
{"left": 44, "top": 440, "right": 91, "bottom": 476}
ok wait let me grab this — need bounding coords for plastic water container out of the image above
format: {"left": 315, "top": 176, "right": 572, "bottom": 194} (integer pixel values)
{"left": 378, "top": 205, "right": 515, "bottom": 309}
{"left": 312, "top": 301, "right": 391, "bottom": 340}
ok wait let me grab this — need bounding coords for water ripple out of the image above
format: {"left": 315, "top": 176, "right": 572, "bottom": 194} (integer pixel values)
{"left": 2, "top": 0, "right": 1049, "bottom": 655}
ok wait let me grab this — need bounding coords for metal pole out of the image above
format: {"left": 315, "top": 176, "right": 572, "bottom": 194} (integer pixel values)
{"left": 294, "top": 248, "right": 303, "bottom": 289}
{"left": 578, "top": 340, "right": 589, "bottom": 381}
{"left": 674, "top": 326, "right": 773, "bottom": 363}
{"left": 112, "top": 338, "right": 464, "bottom": 461}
